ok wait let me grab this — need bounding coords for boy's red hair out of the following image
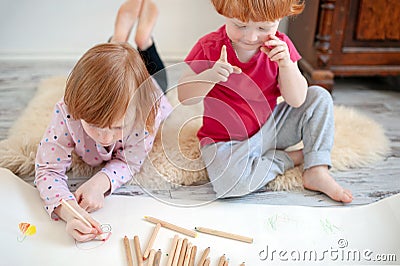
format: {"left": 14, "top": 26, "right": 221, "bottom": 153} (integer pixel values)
{"left": 211, "top": 0, "right": 304, "bottom": 22}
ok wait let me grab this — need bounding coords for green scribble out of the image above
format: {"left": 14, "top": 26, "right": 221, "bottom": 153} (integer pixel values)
{"left": 320, "top": 218, "right": 340, "bottom": 234}
{"left": 267, "top": 215, "right": 278, "bottom": 231}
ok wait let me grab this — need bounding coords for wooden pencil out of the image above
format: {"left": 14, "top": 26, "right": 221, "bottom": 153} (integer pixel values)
{"left": 183, "top": 243, "right": 193, "bottom": 266}
{"left": 172, "top": 238, "right": 183, "bottom": 266}
{"left": 218, "top": 254, "right": 226, "bottom": 266}
{"left": 147, "top": 249, "right": 156, "bottom": 266}
{"left": 144, "top": 216, "right": 197, "bottom": 238}
{"left": 177, "top": 238, "right": 188, "bottom": 266}
{"left": 60, "top": 199, "right": 92, "bottom": 228}
{"left": 188, "top": 245, "right": 197, "bottom": 266}
{"left": 123, "top": 236, "right": 134, "bottom": 266}
{"left": 154, "top": 249, "right": 162, "bottom": 266}
{"left": 203, "top": 258, "right": 210, "bottom": 266}
{"left": 239, "top": 262, "right": 245, "bottom": 266}
{"left": 134, "top": 235, "right": 144, "bottom": 266}
{"left": 143, "top": 223, "right": 161, "bottom": 259}
{"left": 194, "top": 227, "right": 253, "bottom": 243}
{"left": 197, "top": 247, "right": 210, "bottom": 266}
{"left": 167, "top": 235, "right": 179, "bottom": 266}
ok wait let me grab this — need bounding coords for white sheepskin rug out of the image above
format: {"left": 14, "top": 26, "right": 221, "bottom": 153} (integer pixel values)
{"left": 0, "top": 77, "right": 390, "bottom": 191}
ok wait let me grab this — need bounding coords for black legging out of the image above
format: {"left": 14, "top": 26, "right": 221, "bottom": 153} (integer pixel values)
{"left": 138, "top": 43, "right": 168, "bottom": 93}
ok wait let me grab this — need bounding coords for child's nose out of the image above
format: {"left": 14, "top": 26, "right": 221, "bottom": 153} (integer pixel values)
{"left": 246, "top": 32, "right": 258, "bottom": 43}
{"left": 98, "top": 130, "right": 114, "bottom": 144}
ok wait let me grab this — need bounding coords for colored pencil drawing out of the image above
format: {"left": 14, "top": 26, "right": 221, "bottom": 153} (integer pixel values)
{"left": 17, "top": 222, "right": 37, "bottom": 242}
{"left": 266, "top": 213, "right": 298, "bottom": 231}
{"left": 320, "top": 218, "right": 341, "bottom": 234}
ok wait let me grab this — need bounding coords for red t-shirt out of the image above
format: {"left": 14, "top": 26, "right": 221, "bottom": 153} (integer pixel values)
{"left": 185, "top": 25, "right": 301, "bottom": 146}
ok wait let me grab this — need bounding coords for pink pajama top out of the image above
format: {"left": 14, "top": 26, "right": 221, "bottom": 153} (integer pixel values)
{"left": 35, "top": 91, "right": 172, "bottom": 218}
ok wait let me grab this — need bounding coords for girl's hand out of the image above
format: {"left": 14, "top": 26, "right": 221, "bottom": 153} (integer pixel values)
{"left": 59, "top": 200, "right": 103, "bottom": 242}
{"left": 261, "top": 35, "right": 292, "bottom": 68}
{"left": 65, "top": 215, "right": 101, "bottom": 242}
{"left": 74, "top": 172, "right": 111, "bottom": 213}
{"left": 207, "top": 45, "right": 241, "bottom": 83}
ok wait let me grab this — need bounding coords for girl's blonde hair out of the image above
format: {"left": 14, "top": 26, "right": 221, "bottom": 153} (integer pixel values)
{"left": 64, "top": 43, "right": 159, "bottom": 134}
{"left": 211, "top": 0, "right": 304, "bottom": 22}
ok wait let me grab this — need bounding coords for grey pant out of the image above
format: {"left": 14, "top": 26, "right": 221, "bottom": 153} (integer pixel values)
{"left": 201, "top": 86, "right": 334, "bottom": 198}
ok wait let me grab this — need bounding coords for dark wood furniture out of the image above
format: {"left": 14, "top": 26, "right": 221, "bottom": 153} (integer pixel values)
{"left": 287, "top": 0, "right": 400, "bottom": 91}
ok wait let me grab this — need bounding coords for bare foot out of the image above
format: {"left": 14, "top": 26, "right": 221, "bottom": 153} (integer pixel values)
{"left": 135, "top": 0, "right": 159, "bottom": 50}
{"left": 111, "top": 0, "right": 143, "bottom": 42}
{"left": 286, "top": 149, "right": 304, "bottom": 166}
{"left": 302, "top": 166, "right": 353, "bottom": 203}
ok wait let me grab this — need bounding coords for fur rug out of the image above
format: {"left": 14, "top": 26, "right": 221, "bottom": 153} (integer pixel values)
{"left": 0, "top": 76, "right": 390, "bottom": 191}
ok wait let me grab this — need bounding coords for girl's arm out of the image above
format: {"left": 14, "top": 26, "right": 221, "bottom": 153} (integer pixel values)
{"left": 177, "top": 45, "right": 241, "bottom": 105}
{"left": 262, "top": 35, "right": 308, "bottom": 107}
{"left": 35, "top": 102, "right": 75, "bottom": 217}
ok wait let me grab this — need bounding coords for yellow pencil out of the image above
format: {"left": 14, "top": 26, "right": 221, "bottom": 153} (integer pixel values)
{"left": 143, "top": 223, "right": 161, "bottom": 259}
{"left": 144, "top": 216, "right": 197, "bottom": 238}
{"left": 134, "top": 235, "right": 144, "bottom": 266}
{"left": 123, "top": 236, "right": 134, "bottom": 266}
{"left": 194, "top": 227, "right": 253, "bottom": 244}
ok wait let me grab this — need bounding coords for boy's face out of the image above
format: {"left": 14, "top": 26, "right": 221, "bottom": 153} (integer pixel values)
{"left": 225, "top": 18, "right": 280, "bottom": 51}
{"left": 81, "top": 118, "right": 124, "bottom": 147}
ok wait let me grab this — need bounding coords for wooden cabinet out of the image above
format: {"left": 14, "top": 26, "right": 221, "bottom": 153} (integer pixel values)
{"left": 287, "top": 0, "right": 400, "bottom": 91}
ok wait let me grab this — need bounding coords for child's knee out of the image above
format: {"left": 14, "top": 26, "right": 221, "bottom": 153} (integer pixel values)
{"left": 307, "top": 86, "right": 333, "bottom": 107}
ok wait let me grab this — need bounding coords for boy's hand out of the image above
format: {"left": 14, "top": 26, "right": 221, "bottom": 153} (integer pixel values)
{"left": 261, "top": 35, "right": 292, "bottom": 68}
{"left": 75, "top": 172, "right": 110, "bottom": 213}
{"left": 208, "top": 45, "right": 241, "bottom": 83}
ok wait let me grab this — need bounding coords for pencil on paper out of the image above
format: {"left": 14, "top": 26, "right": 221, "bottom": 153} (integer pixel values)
{"left": 123, "top": 236, "right": 134, "bottom": 266}
{"left": 194, "top": 226, "right": 253, "bottom": 243}
{"left": 218, "top": 254, "right": 226, "bottom": 266}
{"left": 167, "top": 235, "right": 179, "bottom": 266}
{"left": 134, "top": 235, "right": 144, "bottom": 266}
{"left": 188, "top": 245, "right": 197, "bottom": 266}
{"left": 154, "top": 249, "right": 162, "bottom": 266}
{"left": 197, "top": 247, "right": 210, "bottom": 266}
{"left": 60, "top": 198, "right": 92, "bottom": 228}
{"left": 172, "top": 238, "right": 183, "bottom": 266}
{"left": 147, "top": 249, "right": 156, "bottom": 265}
{"left": 183, "top": 243, "right": 193, "bottom": 266}
{"left": 178, "top": 238, "right": 188, "bottom": 265}
{"left": 144, "top": 216, "right": 197, "bottom": 238}
{"left": 143, "top": 223, "right": 161, "bottom": 259}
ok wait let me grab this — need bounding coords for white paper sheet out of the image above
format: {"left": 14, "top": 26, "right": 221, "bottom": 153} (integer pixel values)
{"left": 1, "top": 168, "right": 399, "bottom": 265}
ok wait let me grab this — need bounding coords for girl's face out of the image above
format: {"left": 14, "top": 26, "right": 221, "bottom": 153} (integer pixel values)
{"left": 225, "top": 18, "right": 280, "bottom": 52}
{"left": 81, "top": 118, "right": 124, "bottom": 147}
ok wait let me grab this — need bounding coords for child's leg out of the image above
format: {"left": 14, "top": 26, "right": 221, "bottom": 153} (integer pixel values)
{"left": 138, "top": 43, "right": 168, "bottom": 93}
{"left": 275, "top": 86, "right": 352, "bottom": 203}
{"left": 135, "top": 0, "right": 159, "bottom": 50}
{"left": 111, "top": 0, "right": 143, "bottom": 42}
{"left": 201, "top": 115, "right": 294, "bottom": 198}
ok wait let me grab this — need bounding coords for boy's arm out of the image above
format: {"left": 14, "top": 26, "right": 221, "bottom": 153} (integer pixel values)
{"left": 262, "top": 35, "right": 308, "bottom": 107}
{"left": 277, "top": 61, "right": 308, "bottom": 107}
{"left": 177, "top": 45, "right": 241, "bottom": 105}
